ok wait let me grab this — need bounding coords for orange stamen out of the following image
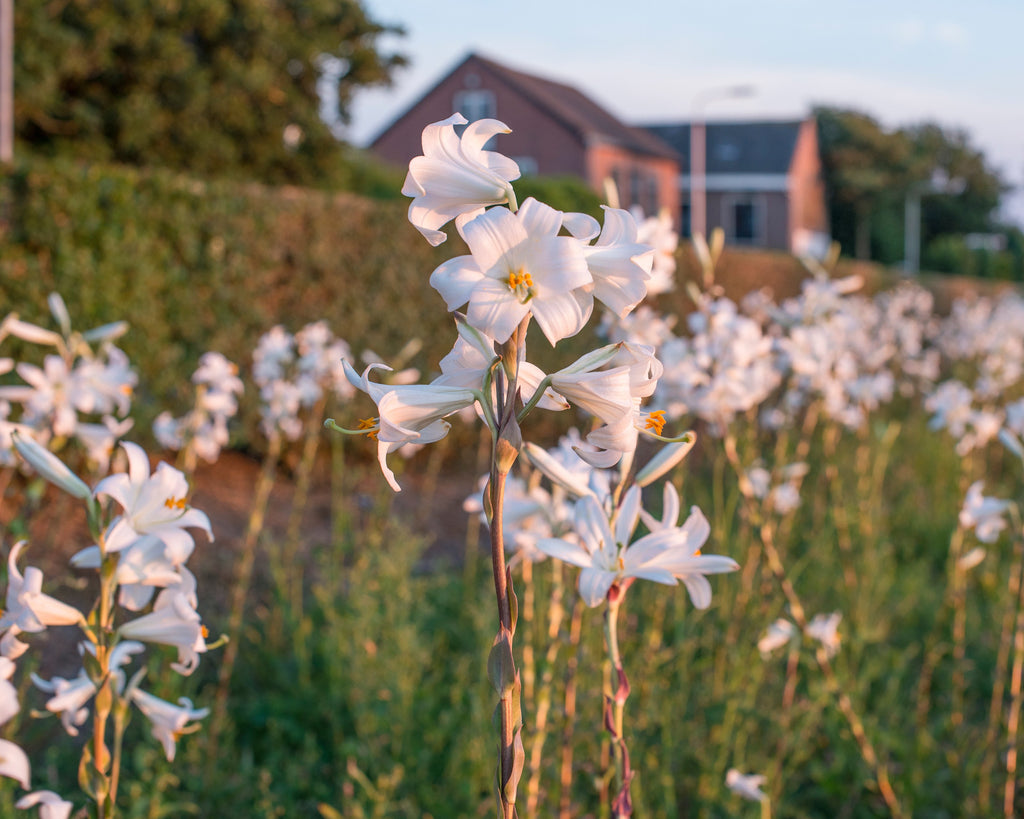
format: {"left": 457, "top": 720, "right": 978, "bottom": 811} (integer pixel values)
{"left": 356, "top": 417, "right": 379, "bottom": 440}
{"left": 644, "top": 410, "right": 667, "bottom": 435}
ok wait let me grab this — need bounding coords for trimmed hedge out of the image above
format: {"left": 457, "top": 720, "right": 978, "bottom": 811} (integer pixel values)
{"left": 0, "top": 156, "right": 465, "bottom": 444}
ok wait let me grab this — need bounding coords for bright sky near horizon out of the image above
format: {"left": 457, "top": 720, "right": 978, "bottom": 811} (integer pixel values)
{"left": 346, "top": 0, "right": 1024, "bottom": 227}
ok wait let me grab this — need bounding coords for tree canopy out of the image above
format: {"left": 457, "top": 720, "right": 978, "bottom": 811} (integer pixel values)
{"left": 815, "top": 106, "right": 1008, "bottom": 265}
{"left": 14, "top": 0, "right": 407, "bottom": 187}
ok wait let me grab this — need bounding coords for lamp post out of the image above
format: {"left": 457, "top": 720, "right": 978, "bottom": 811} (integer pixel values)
{"left": 903, "top": 169, "right": 966, "bottom": 274}
{"left": 689, "top": 84, "right": 755, "bottom": 239}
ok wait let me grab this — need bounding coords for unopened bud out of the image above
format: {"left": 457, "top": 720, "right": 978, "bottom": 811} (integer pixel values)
{"left": 495, "top": 417, "right": 522, "bottom": 474}
{"left": 12, "top": 433, "right": 91, "bottom": 499}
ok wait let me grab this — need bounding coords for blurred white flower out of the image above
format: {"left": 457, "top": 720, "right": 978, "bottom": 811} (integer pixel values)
{"left": 959, "top": 481, "right": 1010, "bottom": 543}
{"left": 0, "top": 542, "right": 84, "bottom": 633}
{"left": 16, "top": 790, "right": 73, "bottom": 819}
{"left": 726, "top": 768, "right": 767, "bottom": 801}
{"left": 806, "top": 612, "right": 842, "bottom": 658}
{"left": 757, "top": 618, "right": 798, "bottom": 657}
{"left": 129, "top": 688, "right": 209, "bottom": 762}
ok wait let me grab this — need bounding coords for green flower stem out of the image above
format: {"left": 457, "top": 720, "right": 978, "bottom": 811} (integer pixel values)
{"left": 526, "top": 558, "right": 566, "bottom": 817}
{"left": 558, "top": 598, "right": 585, "bottom": 819}
{"left": 489, "top": 466, "right": 522, "bottom": 819}
{"left": 981, "top": 508, "right": 1024, "bottom": 811}
{"left": 209, "top": 429, "right": 283, "bottom": 758}
{"left": 603, "top": 593, "right": 632, "bottom": 818}
{"left": 1003, "top": 516, "right": 1024, "bottom": 818}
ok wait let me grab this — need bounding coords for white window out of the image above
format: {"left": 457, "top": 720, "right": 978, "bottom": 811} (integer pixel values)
{"left": 453, "top": 89, "right": 496, "bottom": 123}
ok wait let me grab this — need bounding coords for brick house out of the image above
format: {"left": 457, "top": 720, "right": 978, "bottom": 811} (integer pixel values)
{"left": 370, "top": 52, "right": 681, "bottom": 221}
{"left": 644, "top": 119, "right": 830, "bottom": 255}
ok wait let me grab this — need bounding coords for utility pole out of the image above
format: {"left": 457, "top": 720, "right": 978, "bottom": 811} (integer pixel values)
{"left": 0, "top": 0, "right": 12, "bottom": 163}
{"left": 689, "top": 84, "right": 754, "bottom": 239}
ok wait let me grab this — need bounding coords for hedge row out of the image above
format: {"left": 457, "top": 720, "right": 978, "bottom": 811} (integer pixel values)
{"left": 0, "top": 156, "right": 480, "bottom": 444}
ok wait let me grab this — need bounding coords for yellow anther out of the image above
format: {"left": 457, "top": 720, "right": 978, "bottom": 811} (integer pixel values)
{"left": 356, "top": 417, "right": 379, "bottom": 440}
{"left": 644, "top": 410, "right": 667, "bottom": 435}
{"left": 201, "top": 625, "right": 209, "bottom": 639}
{"left": 164, "top": 496, "right": 187, "bottom": 511}
{"left": 617, "top": 555, "right": 625, "bottom": 572}
{"left": 507, "top": 268, "right": 534, "bottom": 291}
{"left": 120, "top": 384, "right": 133, "bottom": 396}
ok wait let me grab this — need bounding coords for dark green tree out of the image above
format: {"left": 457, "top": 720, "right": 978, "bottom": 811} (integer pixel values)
{"left": 900, "top": 122, "right": 1006, "bottom": 239}
{"left": 14, "top": 0, "right": 406, "bottom": 187}
{"left": 814, "top": 106, "right": 913, "bottom": 260}
{"left": 815, "top": 105, "right": 1008, "bottom": 266}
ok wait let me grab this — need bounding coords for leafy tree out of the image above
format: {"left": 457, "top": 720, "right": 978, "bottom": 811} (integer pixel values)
{"left": 13, "top": 0, "right": 406, "bottom": 187}
{"left": 814, "top": 106, "right": 913, "bottom": 260}
{"left": 900, "top": 122, "right": 1006, "bottom": 239}
{"left": 815, "top": 106, "right": 1007, "bottom": 267}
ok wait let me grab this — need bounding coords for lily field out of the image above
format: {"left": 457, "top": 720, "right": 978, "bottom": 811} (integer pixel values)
{"left": 0, "top": 117, "right": 1023, "bottom": 819}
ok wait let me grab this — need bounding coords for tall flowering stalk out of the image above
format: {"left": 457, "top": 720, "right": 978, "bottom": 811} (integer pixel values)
{"left": 327, "top": 112, "right": 705, "bottom": 816}
{"left": 6, "top": 434, "right": 212, "bottom": 819}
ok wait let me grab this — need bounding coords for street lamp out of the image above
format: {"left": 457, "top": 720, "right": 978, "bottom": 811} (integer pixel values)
{"left": 903, "top": 169, "right": 966, "bottom": 274}
{"left": 689, "top": 84, "right": 755, "bottom": 239}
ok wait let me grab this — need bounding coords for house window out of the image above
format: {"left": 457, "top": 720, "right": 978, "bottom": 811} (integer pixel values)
{"left": 453, "top": 89, "right": 496, "bottom": 123}
{"left": 734, "top": 202, "right": 755, "bottom": 240}
{"left": 629, "top": 169, "right": 642, "bottom": 210}
{"left": 723, "top": 194, "right": 763, "bottom": 245}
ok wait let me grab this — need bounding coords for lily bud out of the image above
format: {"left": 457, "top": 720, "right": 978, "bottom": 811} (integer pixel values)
{"left": 12, "top": 433, "right": 91, "bottom": 499}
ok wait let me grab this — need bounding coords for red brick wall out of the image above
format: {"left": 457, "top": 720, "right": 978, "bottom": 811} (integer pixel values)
{"left": 586, "top": 144, "right": 680, "bottom": 221}
{"left": 787, "top": 119, "right": 829, "bottom": 237}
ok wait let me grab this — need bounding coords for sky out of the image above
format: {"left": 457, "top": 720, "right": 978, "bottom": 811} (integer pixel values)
{"left": 344, "top": 0, "right": 1024, "bottom": 228}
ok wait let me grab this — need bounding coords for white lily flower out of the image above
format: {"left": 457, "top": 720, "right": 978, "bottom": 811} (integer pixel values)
{"left": 402, "top": 113, "right": 520, "bottom": 246}
{"left": 959, "top": 481, "right": 1011, "bottom": 543}
{"left": 342, "top": 362, "right": 478, "bottom": 492}
{"left": 29, "top": 640, "right": 142, "bottom": 738}
{"left": 30, "top": 670, "right": 95, "bottom": 736}
{"left": 726, "top": 768, "right": 768, "bottom": 802}
{"left": 548, "top": 343, "right": 665, "bottom": 467}
{"left": 577, "top": 206, "right": 655, "bottom": 318}
{"left": 16, "top": 791, "right": 74, "bottom": 819}
{"left": 806, "top": 612, "right": 842, "bottom": 658}
{"left": 94, "top": 442, "right": 212, "bottom": 560}
{"left": 117, "top": 591, "right": 205, "bottom": 675}
{"left": 0, "top": 542, "right": 84, "bottom": 633}
{"left": 757, "top": 618, "right": 798, "bottom": 657}
{"left": 429, "top": 197, "right": 592, "bottom": 344}
{"left": 72, "top": 535, "right": 183, "bottom": 612}
{"left": 536, "top": 487, "right": 737, "bottom": 607}
{"left": 129, "top": 688, "right": 209, "bottom": 762}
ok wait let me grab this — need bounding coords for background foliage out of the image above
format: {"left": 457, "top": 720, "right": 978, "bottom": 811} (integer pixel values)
{"left": 14, "top": 0, "right": 406, "bottom": 187}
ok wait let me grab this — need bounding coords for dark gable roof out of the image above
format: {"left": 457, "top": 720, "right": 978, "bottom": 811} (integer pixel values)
{"left": 465, "top": 53, "right": 679, "bottom": 161}
{"left": 644, "top": 121, "right": 805, "bottom": 175}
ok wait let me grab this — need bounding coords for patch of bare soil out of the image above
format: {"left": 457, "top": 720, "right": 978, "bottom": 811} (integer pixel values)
{"left": 1, "top": 447, "right": 478, "bottom": 674}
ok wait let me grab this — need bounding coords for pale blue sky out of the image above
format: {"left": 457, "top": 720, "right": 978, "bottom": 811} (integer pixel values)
{"left": 347, "top": 0, "right": 1024, "bottom": 226}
